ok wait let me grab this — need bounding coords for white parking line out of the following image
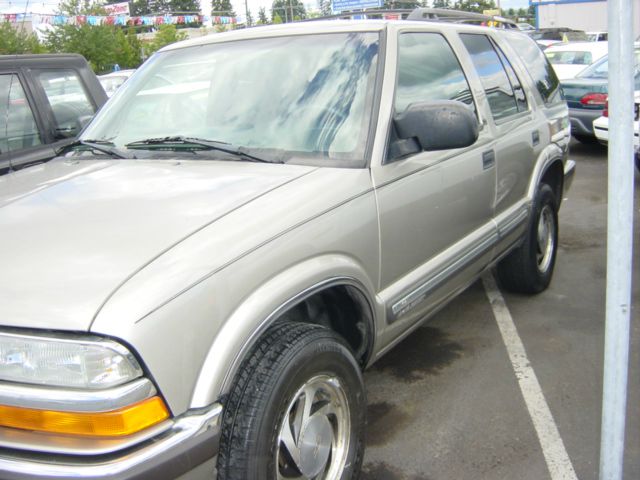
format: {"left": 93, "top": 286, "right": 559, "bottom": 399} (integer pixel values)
{"left": 482, "top": 272, "right": 579, "bottom": 480}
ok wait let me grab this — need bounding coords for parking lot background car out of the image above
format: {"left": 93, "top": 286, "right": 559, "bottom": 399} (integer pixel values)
{"left": 587, "top": 31, "right": 608, "bottom": 41}
{"left": 544, "top": 41, "right": 608, "bottom": 80}
{"left": 561, "top": 47, "right": 640, "bottom": 142}
{"left": 593, "top": 91, "right": 640, "bottom": 170}
{"left": 98, "top": 69, "right": 136, "bottom": 97}
{"left": 0, "top": 16, "right": 574, "bottom": 480}
{"left": 530, "top": 28, "right": 589, "bottom": 49}
{"left": 0, "top": 54, "right": 108, "bottom": 175}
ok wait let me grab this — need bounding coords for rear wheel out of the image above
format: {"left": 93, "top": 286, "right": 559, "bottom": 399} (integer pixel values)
{"left": 217, "top": 322, "right": 365, "bottom": 480}
{"left": 497, "top": 183, "right": 558, "bottom": 294}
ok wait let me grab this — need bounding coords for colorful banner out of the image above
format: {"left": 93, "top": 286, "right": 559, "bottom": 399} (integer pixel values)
{"left": 0, "top": 13, "right": 237, "bottom": 27}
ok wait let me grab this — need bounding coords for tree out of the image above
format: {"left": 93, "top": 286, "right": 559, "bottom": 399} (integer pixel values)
{"left": 258, "top": 7, "right": 269, "bottom": 24}
{"left": 319, "top": 0, "right": 332, "bottom": 16}
{"left": 271, "top": 0, "right": 305, "bottom": 23}
{"left": 143, "top": 24, "right": 187, "bottom": 56}
{"left": 0, "top": 22, "right": 46, "bottom": 54}
{"left": 432, "top": 0, "right": 452, "bottom": 8}
{"left": 169, "top": 0, "right": 201, "bottom": 12}
{"left": 212, "top": 0, "right": 236, "bottom": 17}
{"left": 383, "top": 0, "right": 421, "bottom": 8}
{"left": 453, "top": 0, "right": 497, "bottom": 13}
{"left": 46, "top": 24, "right": 142, "bottom": 72}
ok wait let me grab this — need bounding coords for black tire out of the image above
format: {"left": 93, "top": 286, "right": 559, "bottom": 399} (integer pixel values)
{"left": 573, "top": 134, "right": 598, "bottom": 144}
{"left": 217, "top": 322, "right": 365, "bottom": 480}
{"left": 497, "top": 184, "right": 558, "bottom": 294}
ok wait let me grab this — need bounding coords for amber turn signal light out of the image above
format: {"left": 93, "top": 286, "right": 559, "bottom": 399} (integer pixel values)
{"left": 0, "top": 396, "right": 170, "bottom": 437}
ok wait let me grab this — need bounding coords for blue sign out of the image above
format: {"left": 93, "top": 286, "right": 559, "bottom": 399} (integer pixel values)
{"left": 331, "top": 0, "right": 383, "bottom": 14}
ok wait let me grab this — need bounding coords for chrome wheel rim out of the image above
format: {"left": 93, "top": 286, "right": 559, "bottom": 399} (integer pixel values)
{"left": 276, "top": 375, "right": 350, "bottom": 480}
{"left": 536, "top": 205, "right": 555, "bottom": 273}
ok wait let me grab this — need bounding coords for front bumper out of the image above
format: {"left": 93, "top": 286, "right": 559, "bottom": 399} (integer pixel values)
{"left": 0, "top": 404, "right": 222, "bottom": 480}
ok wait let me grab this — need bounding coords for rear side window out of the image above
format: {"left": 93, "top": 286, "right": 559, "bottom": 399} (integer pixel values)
{"left": 503, "top": 31, "right": 562, "bottom": 105}
{"left": 394, "top": 32, "right": 474, "bottom": 113}
{"left": 460, "top": 34, "right": 520, "bottom": 122}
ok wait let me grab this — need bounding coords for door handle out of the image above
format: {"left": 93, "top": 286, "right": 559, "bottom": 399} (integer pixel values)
{"left": 482, "top": 150, "right": 495, "bottom": 170}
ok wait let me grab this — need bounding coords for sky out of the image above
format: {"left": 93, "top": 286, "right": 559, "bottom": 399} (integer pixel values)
{"left": 0, "top": 0, "right": 531, "bottom": 18}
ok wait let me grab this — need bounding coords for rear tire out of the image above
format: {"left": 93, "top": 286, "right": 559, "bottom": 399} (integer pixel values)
{"left": 497, "top": 184, "right": 558, "bottom": 294}
{"left": 217, "top": 322, "right": 365, "bottom": 480}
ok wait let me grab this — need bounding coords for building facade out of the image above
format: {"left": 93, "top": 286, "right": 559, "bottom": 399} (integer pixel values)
{"left": 531, "top": 0, "right": 640, "bottom": 35}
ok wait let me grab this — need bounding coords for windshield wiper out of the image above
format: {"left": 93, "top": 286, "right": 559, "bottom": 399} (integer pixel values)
{"left": 125, "top": 136, "right": 281, "bottom": 163}
{"left": 62, "top": 139, "right": 132, "bottom": 159}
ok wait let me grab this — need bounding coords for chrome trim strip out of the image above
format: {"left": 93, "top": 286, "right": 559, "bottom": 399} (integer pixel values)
{"left": 0, "top": 378, "right": 156, "bottom": 412}
{"left": 496, "top": 204, "right": 529, "bottom": 238}
{"left": 389, "top": 230, "right": 498, "bottom": 321}
{"left": 0, "top": 404, "right": 222, "bottom": 479}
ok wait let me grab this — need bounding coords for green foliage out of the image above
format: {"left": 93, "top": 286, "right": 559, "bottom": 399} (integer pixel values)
{"left": 58, "top": 0, "right": 106, "bottom": 15}
{"left": 319, "top": 0, "right": 332, "bottom": 16}
{"left": 130, "top": 0, "right": 151, "bottom": 15}
{"left": 45, "top": 24, "right": 142, "bottom": 73}
{"left": 143, "top": 24, "right": 187, "bottom": 57}
{"left": 258, "top": 7, "right": 269, "bottom": 24}
{"left": 453, "top": 0, "right": 497, "bottom": 12}
{"left": 271, "top": 0, "right": 305, "bottom": 22}
{"left": 0, "top": 22, "right": 46, "bottom": 54}
{"left": 169, "top": 0, "right": 201, "bottom": 12}
{"left": 246, "top": 9, "right": 254, "bottom": 26}
{"left": 383, "top": 0, "right": 421, "bottom": 8}
{"left": 272, "top": 13, "right": 283, "bottom": 23}
{"left": 212, "top": 0, "right": 236, "bottom": 17}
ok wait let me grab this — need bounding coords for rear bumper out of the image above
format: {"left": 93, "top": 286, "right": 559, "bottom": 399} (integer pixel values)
{"left": 569, "top": 107, "right": 602, "bottom": 137}
{"left": 0, "top": 404, "right": 222, "bottom": 480}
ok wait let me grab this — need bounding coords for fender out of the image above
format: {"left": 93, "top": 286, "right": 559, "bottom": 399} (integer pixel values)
{"left": 189, "top": 254, "right": 380, "bottom": 409}
{"left": 526, "top": 141, "right": 566, "bottom": 201}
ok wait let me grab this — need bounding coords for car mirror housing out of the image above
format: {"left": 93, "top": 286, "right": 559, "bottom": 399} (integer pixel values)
{"left": 394, "top": 100, "right": 479, "bottom": 152}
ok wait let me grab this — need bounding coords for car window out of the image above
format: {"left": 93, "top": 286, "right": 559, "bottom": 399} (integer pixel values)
{"left": 502, "top": 31, "right": 562, "bottom": 106}
{"left": 82, "top": 33, "right": 380, "bottom": 166}
{"left": 34, "top": 70, "right": 96, "bottom": 139}
{"left": 460, "top": 34, "right": 519, "bottom": 122}
{"left": 546, "top": 50, "right": 593, "bottom": 65}
{"left": 394, "top": 32, "right": 474, "bottom": 113}
{"left": 0, "top": 74, "right": 42, "bottom": 155}
{"left": 578, "top": 50, "right": 640, "bottom": 79}
{"left": 495, "top": 43, "right": 528, "bottom": 112}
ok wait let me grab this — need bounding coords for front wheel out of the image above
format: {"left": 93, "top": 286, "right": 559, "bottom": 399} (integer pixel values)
{"left": 217, "top": 322, "right": 365, "bottom": 480}
{"left": 497, "top": 183, "right": 559, "bottom": 294}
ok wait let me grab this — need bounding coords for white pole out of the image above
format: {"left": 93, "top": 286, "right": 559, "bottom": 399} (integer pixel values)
{"left": 600, "top": 0, "right": 636, "bottom": 478}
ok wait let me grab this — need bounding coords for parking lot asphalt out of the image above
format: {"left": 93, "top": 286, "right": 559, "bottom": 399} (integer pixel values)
{"left": 361, "top": 140, "right": 640, "bottom": 480}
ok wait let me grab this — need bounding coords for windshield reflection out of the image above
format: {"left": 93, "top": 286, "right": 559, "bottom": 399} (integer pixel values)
{"left": 82, "top": 33, "right": 380, "bottom": 166}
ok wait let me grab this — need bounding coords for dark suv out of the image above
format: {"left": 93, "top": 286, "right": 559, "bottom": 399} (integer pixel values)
{"left": 0, "top": 54, "right": 107, "bottom": 175}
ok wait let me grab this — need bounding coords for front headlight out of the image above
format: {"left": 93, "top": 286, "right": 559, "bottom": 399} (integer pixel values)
{"left": 0, "top": 331, "right": 143, "bottom": 389}
{"left": 0, "top": 331, "right": 170, "bottom": 439}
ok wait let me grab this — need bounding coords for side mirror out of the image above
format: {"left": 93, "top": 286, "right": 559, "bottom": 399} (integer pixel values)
{"left": 394, "top": 101, "right": 479, "bottom": 152}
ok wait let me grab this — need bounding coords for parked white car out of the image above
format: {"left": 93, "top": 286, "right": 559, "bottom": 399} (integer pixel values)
{"left": 545, "top": 41, "right": 608, "bottom": 80}
{"left": 98, "top": 69, "right": 135, "bottom": 97}
{"left": 593, "top": 91, "right": 640, "bottom": 171}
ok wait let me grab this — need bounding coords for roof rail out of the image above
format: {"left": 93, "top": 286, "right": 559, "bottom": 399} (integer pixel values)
{"left": 407, "top": 8, "right": 518, "bottom": 29}
{"left": 302, "top": 7, "right": 518, "bottom": 29}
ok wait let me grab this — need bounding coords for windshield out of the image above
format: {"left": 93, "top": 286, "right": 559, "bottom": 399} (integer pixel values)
{"left": 82, "top": 32, "right": 380, "bottom": 166}
{"left": 577, "top": 49, "right": 640, "bottom": 79}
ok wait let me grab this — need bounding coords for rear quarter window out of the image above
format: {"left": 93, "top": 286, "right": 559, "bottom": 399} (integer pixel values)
{"left": 501, "top": 31, "right": 562, "bottom": 106}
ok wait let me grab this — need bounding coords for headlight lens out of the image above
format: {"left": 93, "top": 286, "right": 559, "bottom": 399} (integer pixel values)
{"left": 0, "top": 332, "right": 143, "bottom": 389}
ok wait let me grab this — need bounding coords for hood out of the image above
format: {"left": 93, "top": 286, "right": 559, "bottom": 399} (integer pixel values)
{"left": 0, "top": 158, "right": 315, "bottom": 331}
